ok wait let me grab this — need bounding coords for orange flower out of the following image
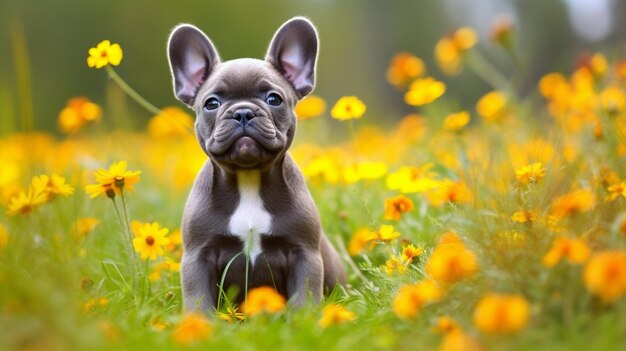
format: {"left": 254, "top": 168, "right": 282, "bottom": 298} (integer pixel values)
{"left": 58, "top": 97, "right": 102, "bottom": 134}
{"left": 392, "top": 280, "right": 443, "bottom": 319}
{"left": 383, "top": 194, "right": 414, "bottom": 220}
{"left": 542, "top": 237, "right": 590, "bottom": 267}
{"left": 171, "top": 313, "right": 214, "bottom": 345}
{"left": 432, "top": 315, "right": 461, "bottom": 335}
{"left": 386, "top": 52, "right": 426, "bottom": 88}
{"left": 401, "top": 243, "right": 423, "bottom": 263}
{"left": 515, "top": 162, "right": 546, "bottom": 185}
{"left": 583, "top": 250, "right": 626, "bottom": 303}
{"left": 606, "top": 182, "right": 626, "bottom": 202}
{"left": 473, "top": 294, "right": 530, "bottom": 335}
{"left": 242, "top": 286, "right": 286, "bottom": 316}
{"left": 426, "top": 233, "right": 478, "bottom": 285}
{"left": 550, "top": 189, "right": 596, "bottom": 219}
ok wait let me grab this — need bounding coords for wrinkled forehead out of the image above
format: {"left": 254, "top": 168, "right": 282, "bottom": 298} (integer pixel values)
{"left": 196, "top": 58, "right": 293, "bottom": 103}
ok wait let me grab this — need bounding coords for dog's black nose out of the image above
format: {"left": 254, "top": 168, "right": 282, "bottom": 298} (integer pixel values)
{"left": 233, "top": 108, "right": 255, "bottom": 125}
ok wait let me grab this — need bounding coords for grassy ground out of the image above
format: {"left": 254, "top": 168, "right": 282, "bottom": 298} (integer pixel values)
{"left": 2, "top": 30, "right": 626, "bottom": 351}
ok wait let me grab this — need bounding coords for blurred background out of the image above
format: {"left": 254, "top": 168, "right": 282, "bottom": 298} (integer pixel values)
{"left": 1, "top": 0, "right": 625, "bottom": 134}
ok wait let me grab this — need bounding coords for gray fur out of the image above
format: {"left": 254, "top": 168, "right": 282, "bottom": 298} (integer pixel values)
{"left": 167, "top": 17, "right": 346, "bottom": 312}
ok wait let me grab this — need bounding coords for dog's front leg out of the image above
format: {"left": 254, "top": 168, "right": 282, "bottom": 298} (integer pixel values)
{"left": 287, "top": 249, "right": 323, "bottom": 306}
{"left": 181, "top": 249, "right": 217, "bottom": 313}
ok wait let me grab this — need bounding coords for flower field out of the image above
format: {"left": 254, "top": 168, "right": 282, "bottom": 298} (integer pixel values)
{"left": 2, "top": 21, "right": 626, "bottom": 351}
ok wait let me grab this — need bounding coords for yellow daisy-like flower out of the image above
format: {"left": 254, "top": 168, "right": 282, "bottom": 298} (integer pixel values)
{"left": 31, "top": 174, "right": 74, "bottom": 201}
{"left": 375, "top": 224, "right": 401, "bottom": 242}
{"left": 443, "top": 111, "right": 470, "bottom": 132}
{"left": 318, "top": 304, "right": 356, "bottom": 328}
{"left": 404, "top": 77, "right": 446, "bottom": 106}
{"left": 242, "top": 286, "right": 286, "bottom": 317}
{"left": 401, "top": 243, "right": 423, "bottom": 263}
{"left": 295, "top": 95, "right": 326, "bottom": 120}
{"left": 87, "top": 40, "right": 123, "bottom": 69}
{"left": 385, "top": 255, "right": 408, "bottom": 276}
{"left": 132, "top": 222, "right": 171, "bottom": 261}
{"left": 85, "top": 161, "right": 141, "bottom": 198}
{"left": 330, "top": 96, "right": 366, "bottom": 121}
{"left": 425, "top": 233, "right": 479, "bottom": 285}
{"left": 6, "top": 188, "right": 48, "bottom": 216}
{"left": 347, "top": 227, "right": 377, "bottom": 256}
{"left": 606, "top": 182, "right": 626, "bottom": 202}
{"left": 515, "top": 162, "right": 546, "bottom": 185}
{"left": 216, "top": 307, "right": 245, "bottom": 324}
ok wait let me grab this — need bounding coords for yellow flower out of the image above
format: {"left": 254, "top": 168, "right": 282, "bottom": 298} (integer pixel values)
{"left": 476, "top": 91, "right": 507, "bottom": 122}
{"left": 132, "top": 222, "right": 171, "bottom": 261}
{"left": 71, "top": 217, "right": 100, "bottom": 240}
{"left": 87, "top": 40, "right": 123, "bottom": 69}
{"left": 58, "top": 97, "right": 102, "bottom": 134}
{"left": 404, "top": 77, "right": 446, "bottom": 106}
{"left": 386, "top": 52, "right": 426, "bottom": 88}
{"left": 606, "top": 182, "right": 626, "bottom": 201}
{"left": 31, "top": 174, "right": 74, "bottom": 201}
{"left": 443, "top": 111, "right": 470, "bottom": 132}
{"left": 383, "top": 194, "right": 414, "bottom": 221}
{"left": 426, "top": 233, "right": 478, "bottom": 285}
{"left": 434, "top": 27, "right": 478, "bottom": 75}
{"left": 542, "top": 237, "right": 590, "bottom": 267}
{"left": 85, "top": 183, "right": 116, "bottom": 199}
{"left": 242, "top": 286, "right": 286, "bottom": 316}
{"left": 216, "top": 306, "right": 245, "bottom": 323}
{"left": 439, "top": 331, "right": 483, "bottom": 351}
{"left": 348, "top": 228, "right": 377, "bottom": 256}
{"left": 550, "top": 189, "right": 596, "bottom": 219}
{"left": 426, "top": 179, "right": 472, "bottom": 207}
{"left": 583, "top": 250, "right": 626, "bottom": 303}
{"left": 6, "top": 187, "right": 47, "bottom": 216}
{"left": 171, "top": 313, "right": 214, "bottom": 345}
{"left": 511, "top": 210, "right": 538, "bottom": 223}
{"left": 392, "top": 280, "right": 443, "bottom": 319}
{"left": 401, "top": 243, "right": 423, "bottom": 263}
{"left": 331, "top": 96, "right": 366, "bottom": 121}
{"left": 473, "top": 294, "right": 530, "bottom": 335}
{"left": 318, "top": 304, "right": 356, "bottom": 328}
{"left": 515, "top": 162, "right": 546, "bottom": 185}
{"left": 375, "top": 224, "right": 400, "bottom": 242}
{"left": 385, "top": 255, "right": 408, "bottom": 276}
{"left": 386, "top": 165, "right": 439, "bottom": 194}
{"left": 600, "top": 86, "right": 625, "bottom": 116}
{"left": 148, "top": 107, "right": 193, "bottom": 138}
{"left": 295, "top": 95, "right": 326, "bottom": 120}
{"left": 85, "top": 160, "right": 141, "bottom": 198}
{"left": 0, "top": 223, "right": 9, "bottom": 251}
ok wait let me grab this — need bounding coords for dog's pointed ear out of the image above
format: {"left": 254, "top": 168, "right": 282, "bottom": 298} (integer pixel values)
{"left": 266, "top": 17, "right": 318, "bottom": 99}
{"left": 167, "top": 24, "right": 220, "bottom": 106}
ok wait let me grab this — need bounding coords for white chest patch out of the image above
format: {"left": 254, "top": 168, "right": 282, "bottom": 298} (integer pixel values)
{"left": 227, "top": 170, "right": 272, "bottom": 264}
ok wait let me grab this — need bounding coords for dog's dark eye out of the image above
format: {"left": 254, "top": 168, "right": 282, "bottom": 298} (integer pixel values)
{"left": 204, "top": 97, "right": 220, "bottom": 111}
{"left": 266, "top": 93, "right": 283, "bottom": 106}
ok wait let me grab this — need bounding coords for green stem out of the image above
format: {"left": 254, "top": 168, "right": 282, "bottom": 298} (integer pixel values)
{"left": 111, "top": 196, "right": 137, "bottom": 301}
{"left": 105, "top": 66, "right": 161, "bottom": 115}
{"left": 466, "top": 51, "right": 510, "bottom": 92}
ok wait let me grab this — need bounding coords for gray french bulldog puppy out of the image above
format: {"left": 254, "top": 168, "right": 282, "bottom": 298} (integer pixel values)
{"left": 167, "top": 17, "right": 346, "bottom": 312}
